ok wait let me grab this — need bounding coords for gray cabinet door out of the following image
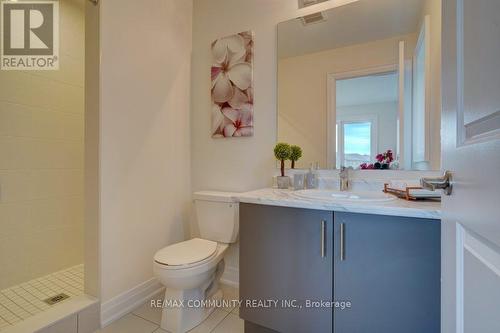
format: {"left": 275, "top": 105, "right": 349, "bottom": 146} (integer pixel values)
{"left": 333, "top": 212, "right": 440, "bottom": 333}
{"left": 240, "top": 204, "right": 333, "bottom": 333}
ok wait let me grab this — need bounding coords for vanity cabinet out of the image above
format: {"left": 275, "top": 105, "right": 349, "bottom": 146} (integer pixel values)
{"left": 333, "top": 212, "right": 440, "bottom": 333}
{"left": 240, "top": 204, "right": 441, "bottom": 333}
{"left": 240, "top": 203, "right": 333, "bottom": 333}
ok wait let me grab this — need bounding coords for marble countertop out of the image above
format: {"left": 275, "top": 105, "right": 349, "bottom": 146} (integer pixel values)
{"left": 235, "top": 188, "right": 441, "bottom": 220}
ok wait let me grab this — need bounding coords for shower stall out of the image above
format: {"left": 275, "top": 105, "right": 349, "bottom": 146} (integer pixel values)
{"left": 0, "top": 0, "right": 94, "bottom": 331}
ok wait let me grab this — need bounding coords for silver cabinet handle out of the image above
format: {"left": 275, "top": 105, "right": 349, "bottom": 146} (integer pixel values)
{"left": 340, "top": 223, "right": 345, "bottom": 261}
{"left": 321, "top": 220, "right": 326, "bottom": 258}
{"left": 420, "top": 171, "right": 453, "bottom": 195}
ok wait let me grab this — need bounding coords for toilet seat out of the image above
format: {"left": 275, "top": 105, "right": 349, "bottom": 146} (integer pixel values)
{"left": 154, "top": 238, "right": 218, "bottom": 269}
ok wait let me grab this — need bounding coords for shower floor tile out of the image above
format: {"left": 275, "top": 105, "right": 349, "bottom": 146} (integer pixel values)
{"left": 0, "top": 264, "right": 83, "bottom": 331}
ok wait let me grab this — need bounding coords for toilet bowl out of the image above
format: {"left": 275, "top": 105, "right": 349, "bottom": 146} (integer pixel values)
{"left": 153, "top": 192, "right": 238, "bottom": 333}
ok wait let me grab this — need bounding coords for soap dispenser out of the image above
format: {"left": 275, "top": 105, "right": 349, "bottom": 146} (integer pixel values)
{"left": 306, "top": 162, "right": 319, "bottom": 189}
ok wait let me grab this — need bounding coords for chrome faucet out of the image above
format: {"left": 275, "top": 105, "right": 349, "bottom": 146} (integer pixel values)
{"left": 339, "top": 166, "right": 351, "bottom": 191}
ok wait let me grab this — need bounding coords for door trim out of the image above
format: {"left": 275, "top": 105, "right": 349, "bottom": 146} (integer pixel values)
{"left": 455, "top": 224, "right": 465, "bottom": 333}
{"left": 326, "top": 64, "right": 397, "bottom": 168}
{"left": 412, "top": 15, "right": 432, "bottom": 163}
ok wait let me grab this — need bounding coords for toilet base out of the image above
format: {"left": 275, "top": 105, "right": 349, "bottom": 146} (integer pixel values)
{"left": 160, "top": 287, "right": 222, "bottom": 333}
{"left": 154, "top": 246, "right": 228, "bottom": 333}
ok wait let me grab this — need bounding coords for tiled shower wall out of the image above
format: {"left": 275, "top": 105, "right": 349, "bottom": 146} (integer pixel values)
{"left": 0, "top": 0, "right": 85, "bottom": 290}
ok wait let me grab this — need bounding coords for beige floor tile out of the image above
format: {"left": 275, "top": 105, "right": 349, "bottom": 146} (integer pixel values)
{"left": 212, "top": 314, "right": 244, "bottom": 333}
{"left": 98, "top": 314, "right": 158, "bottom": 333}
{"left": 99, "top": 287, "right": 240, "bottom": 333}
{"left": 188, "top": 309, "right": 230, "bottom": 333}
{"left": 133, "top": 298, "right": 163, "bottom": 325}
{"left": 231, "top": 306, "right": 239, "bottom": 315}
{"left": 220, "top": 284, "right": 239, "bottom": 313}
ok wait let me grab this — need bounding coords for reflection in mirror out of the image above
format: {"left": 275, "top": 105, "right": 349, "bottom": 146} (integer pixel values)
{"left": 335, "top": 71, "right": 398, "bottom": 169}
{"left": 277, "top": 0, "right": 441, "bottom": 170}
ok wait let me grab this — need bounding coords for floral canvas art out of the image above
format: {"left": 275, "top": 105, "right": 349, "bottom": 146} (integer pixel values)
{"left": 211, "top": 31, "right": 254, "bottom": 138}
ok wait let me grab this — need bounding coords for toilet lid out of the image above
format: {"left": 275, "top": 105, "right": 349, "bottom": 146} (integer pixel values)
{"left": 154, "top": 238, "right": 218, "bottom": 266}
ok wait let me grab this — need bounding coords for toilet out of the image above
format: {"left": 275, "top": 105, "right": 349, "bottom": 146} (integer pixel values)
{"left": 153, "top": 191, "right": 239, "bottom": 333}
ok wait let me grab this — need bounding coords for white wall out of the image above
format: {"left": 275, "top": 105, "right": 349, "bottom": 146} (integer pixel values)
{"left": 99, "top": 0, "right": 193, "bottom": 302}
{"left": 0, "top": 0, "right": 85, "bottom": 290}
{"left": 191, "top": 0, "right": 361, "bottom": 282}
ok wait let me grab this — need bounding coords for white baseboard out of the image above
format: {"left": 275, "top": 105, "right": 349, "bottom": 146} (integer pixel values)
{"left": 100, "top": 278, "right": 165, "bottom": 327}
{"left": 220, "top": 266, "right": 239, "bottom": 288}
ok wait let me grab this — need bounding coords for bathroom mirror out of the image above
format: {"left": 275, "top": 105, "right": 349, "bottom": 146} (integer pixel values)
{"left": 277, "top": 0, "right": 441, "bottom": 170}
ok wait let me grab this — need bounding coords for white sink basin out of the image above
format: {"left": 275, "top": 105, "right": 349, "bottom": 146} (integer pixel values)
{"left": 293, "top": 189, "right": 396, "bottom": 203}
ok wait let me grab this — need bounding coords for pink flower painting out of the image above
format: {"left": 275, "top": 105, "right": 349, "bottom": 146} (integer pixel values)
{"left": 211, "top": 31, "right": 254, "bottom": 138}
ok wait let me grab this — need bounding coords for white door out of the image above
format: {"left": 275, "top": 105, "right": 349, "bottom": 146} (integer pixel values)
{"left": 441, "top": 0, "right": 500, "bottom": 332}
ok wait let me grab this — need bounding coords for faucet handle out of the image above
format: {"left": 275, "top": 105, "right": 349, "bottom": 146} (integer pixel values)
{"left": 420, "top": 171, "right": 453, "bottom": 195}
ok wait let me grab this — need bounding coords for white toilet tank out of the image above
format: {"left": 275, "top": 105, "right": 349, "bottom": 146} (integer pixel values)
{"left": 193, "top": 191, "right": 239, "bottom": 243}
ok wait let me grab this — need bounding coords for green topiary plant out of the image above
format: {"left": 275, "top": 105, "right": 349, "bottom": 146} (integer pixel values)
{"left": 274, "top": 142, "right": 291, "bottom": 177}
{"left": 289, "top": 145, "right": 303, "bottom": 169}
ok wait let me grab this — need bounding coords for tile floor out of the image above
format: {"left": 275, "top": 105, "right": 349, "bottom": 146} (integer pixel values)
{"left": 97, "top": 284, "right": 242, "bottom": 333}
{"left": 0, "top": 265, "right": 84, "bottom": 331}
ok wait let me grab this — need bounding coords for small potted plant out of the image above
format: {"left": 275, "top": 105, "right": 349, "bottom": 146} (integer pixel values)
{"left": 289, "top": 145, "right": 303, "bottom": 169}
{"left": 274, "top": 142, "right": 292, "bottom": 189}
